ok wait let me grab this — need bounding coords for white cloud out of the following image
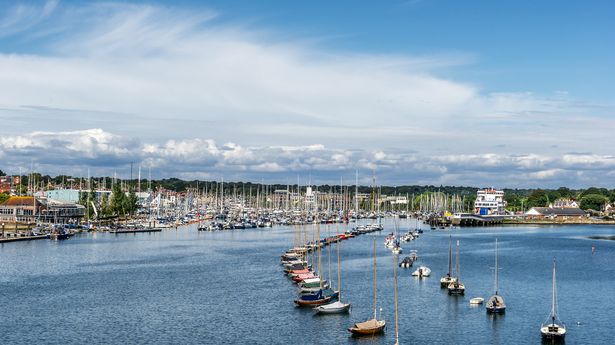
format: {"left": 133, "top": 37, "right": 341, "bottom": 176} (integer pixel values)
{"left": 0, "top": 2, "right": 613, "bottom": 186}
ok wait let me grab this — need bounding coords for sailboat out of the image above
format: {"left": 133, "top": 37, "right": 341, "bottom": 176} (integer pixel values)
{"left": 486, "top": 238, "right": 506, "bottom": 314}
{"left": 447, "top": 240, "right": 465, "bottom": 295}
{"left": 348, "top": 238, "right": 386, "bottom": 335}
{"left": 314, "top": 238, "right": 351, "bottom": 314}
{"left": 440, "top": 236, "right": 457, "bottom": 288}
{"left": 295, "top": 223, "right": 332, "bottom": 307}
{"left": 540, "top": 259, "right": 566, "bottom": 341}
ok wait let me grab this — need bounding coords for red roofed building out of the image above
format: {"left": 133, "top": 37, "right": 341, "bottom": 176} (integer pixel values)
{"left": 0, "top": 196, "right": 45, "bottom": 223}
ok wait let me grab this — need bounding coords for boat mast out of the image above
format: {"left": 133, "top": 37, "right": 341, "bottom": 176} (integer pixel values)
{"left": 456, "top": 240, "right": 460, "bottom": 280}
{"left": 373, "top": 237, "right": 377, "bottom": 319}
{"left": 317, "top": 222, "right": 322, "bottom": 289}
{"left": 393, "top": 252, "right": 399, "bottom": 345}
{"left": 328, "top": 225, "right": 332, "bottom": 290}
{"left": 495, "top": 238, "right": 499, "bottom": 295}
{"left": 337, "top": 239, "right": 341, "bottom": 300}
{"left": 448, "top": 236, "right": 452, "bottom": 276}
{"left": 552, "top": 259, "right": 556, "bottom": 325}
{"left": 355, "top": 170, "right": 358, "bottom": 219}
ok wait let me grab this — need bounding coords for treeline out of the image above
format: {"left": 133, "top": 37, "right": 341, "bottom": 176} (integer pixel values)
{"left": 505, "top": 187, "right": 615, "bottom": 211}
{"left": 2, "top": 169, "right": 614, "bottom": 211}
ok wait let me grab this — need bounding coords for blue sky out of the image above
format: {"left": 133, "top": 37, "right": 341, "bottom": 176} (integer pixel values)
{"left": 0, "top": 0, "right": 614, "bottom": 187}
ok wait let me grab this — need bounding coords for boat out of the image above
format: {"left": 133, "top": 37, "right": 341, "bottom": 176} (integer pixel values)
{"left": 348, "top": 237, "right": 386, "bottom": 336}
{"left": 314, "top": 230, "right": 349, "bottom": 314}
{"left": 294, "top": 288, "right": 332, "bottom": 307}
{"left": 392, "top": 244, "right": 402, "bottom": 255}
{"left": 412, "top": 266, "right": 431, "bottom": 278}
{"left": 486, "top": 238, "right": 506, "bottom": 314}
{"left": 440, "top": 236, "right": 457, "bottom": 288}
{"left": 470, "top": 297, "right": 484, "bottom": 305}
{"left": 540, "top": 259, "right": 566, "bottom": 341}
{"left": 399, "top": 256, "right": 413, "bottom": 268}
{"left": 448, "top": 240, "right": 465, "bottom": 295}
{"left": 295, "top": 222, "right": 330, "bottom": 306}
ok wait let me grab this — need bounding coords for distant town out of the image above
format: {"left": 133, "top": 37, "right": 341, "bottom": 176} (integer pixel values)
{"left": 1, "top": 168, "right": 614, "bottom": 240}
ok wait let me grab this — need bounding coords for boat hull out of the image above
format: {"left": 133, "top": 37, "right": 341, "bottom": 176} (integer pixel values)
{"left": 348, "top": 323, "right": 386, "bottom": 335}
{"left": 313, "top": 302, "right": 350, "bottom": 314}
{"left": 294, "top": 296, "right": 332, "bottom": 307}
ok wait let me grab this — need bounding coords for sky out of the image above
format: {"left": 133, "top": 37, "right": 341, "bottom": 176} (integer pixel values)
{"left": 0, "top": 0, "right": 614, "bottom": 187}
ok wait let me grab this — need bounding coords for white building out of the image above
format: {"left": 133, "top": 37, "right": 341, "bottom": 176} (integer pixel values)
{"left": 474, "top": 188, "right": 506, "bottom": 215}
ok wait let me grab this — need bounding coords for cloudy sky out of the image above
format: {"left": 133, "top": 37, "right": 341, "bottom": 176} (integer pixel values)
{"left": 0, "top": 0, "right": 614, "bottom": 187}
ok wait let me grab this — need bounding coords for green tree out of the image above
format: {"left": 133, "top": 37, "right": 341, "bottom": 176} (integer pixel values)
{"left": 579, "top": 194, "right": 609, "bottom": 211}
{"left": 100, "top": 193, "right": 111, "bottom": 217}
{"left": 125, "top": 189, "right": 139, "bottom": 215}
{"left": 526, "top": 189, "right": 548, "bottom": 208}
{"left": 0, "top": 193, "right": 9, "bottom": 203}
{"left": 110, "top": 183, "right": 127, "bottom": 216}
{"left": 0, "top": 169, "right": 5, "bottom": 176}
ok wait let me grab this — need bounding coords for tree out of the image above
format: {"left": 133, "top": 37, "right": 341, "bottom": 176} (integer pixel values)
{"left": 0, "top": 193, "right": 9, "bottom": 203}
{"left": 100, "top": 193, "right": 111, "bottom": 217}
{"left": 526, "top": 189, "right": 548, "bottom": 208}
{"left": 0, "top": 169, "right": 5, "bottom": 176}
{"left": 580, "top": 194, "right": 609, "bottom": 211}
{"left": 125, "top": 189, "right": 139, "bottom": 215}
{"left": 110, "top": 183, "right": 127, "bottom": 216}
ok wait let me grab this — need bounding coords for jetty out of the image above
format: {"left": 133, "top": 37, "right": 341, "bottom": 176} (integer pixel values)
{"left": 452, "top": 213, "right": 507, "bottom": 227}
{"left": 109, "top": 228, "right": 163, "bottom": 234}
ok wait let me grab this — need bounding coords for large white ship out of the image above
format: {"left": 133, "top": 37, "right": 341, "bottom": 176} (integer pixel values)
{"left": 474, "top": 188, "right": 506, "bottom": 215}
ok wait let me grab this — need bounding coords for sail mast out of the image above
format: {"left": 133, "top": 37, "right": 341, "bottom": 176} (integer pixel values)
{"left": 337, "top": 238, "right": 341, "bottom": 300}
{"left": 552, "top": 259, "right": 556, "bottom": 323}
{"left": 373, "top": 237, "right": 377, "bottom": 319}
{"left": 495, "top": 238, "right": 499, "bottom": 295}
{"left": 393, "top": 252, "right": 399, "bottom": 345}
{"left": 448, "top": 236, "right": 452, "bottom": 276}
{"left": 456, "top": 240, "right": 460, "bottom": 280}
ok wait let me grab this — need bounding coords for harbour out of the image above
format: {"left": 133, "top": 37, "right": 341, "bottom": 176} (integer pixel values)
{"left": 1, "top": 219, "right": 613, "bottom": 344}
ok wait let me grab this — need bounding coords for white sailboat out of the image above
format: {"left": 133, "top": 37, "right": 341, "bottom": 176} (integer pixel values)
{"left": 440, "top": 236, "right": 457, "bottom": 288}
{"left": 540, "top": 259, "right": 566, "bottom": 341}
{"left": 314, "top": 238, "right": 351, "bottom": 314}
{"left": 447, "top": 240, "right": 465, "bottom": 295}
{"left": 486, "top": 238, "right": 506, "bottom": 313}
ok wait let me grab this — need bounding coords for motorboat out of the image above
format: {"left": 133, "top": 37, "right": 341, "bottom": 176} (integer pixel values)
{"left": 412, "top": 266, "right": 431, "bottom": 278}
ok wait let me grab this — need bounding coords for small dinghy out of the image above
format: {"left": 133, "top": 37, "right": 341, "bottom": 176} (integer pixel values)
{"left": 470, "top": 297, "right": 484, "bottom": 305}
{"left": 412, "top": 266, "right": 431, "bottom": 278}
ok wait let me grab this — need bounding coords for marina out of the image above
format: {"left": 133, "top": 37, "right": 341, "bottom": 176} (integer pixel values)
{"left": 0, "top": 219, "right": 613, "bottom": 344}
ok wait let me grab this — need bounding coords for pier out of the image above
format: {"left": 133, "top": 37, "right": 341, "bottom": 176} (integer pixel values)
{"left": 452, "top": 213, "right": 507, "bottom": 227}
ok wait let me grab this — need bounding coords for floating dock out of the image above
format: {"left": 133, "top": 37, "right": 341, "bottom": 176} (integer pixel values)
{"left": 109, "top": 228, "right": 163, "bottom": 234}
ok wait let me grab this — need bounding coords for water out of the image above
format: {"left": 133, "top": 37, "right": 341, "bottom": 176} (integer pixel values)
{"left": 0, "top": 220, "right": 613, "bottom": 344}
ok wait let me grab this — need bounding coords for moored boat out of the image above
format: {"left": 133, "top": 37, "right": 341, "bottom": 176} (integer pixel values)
{"left": 540, "top": 259, "right": 566, "bottom": 341}
{"left": 486, "top": 239, "right": 506, "bottom": 314}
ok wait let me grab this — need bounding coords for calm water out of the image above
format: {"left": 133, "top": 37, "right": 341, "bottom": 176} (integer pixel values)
{"left": 1, "top": 219, "right": 613, "bottom": 344}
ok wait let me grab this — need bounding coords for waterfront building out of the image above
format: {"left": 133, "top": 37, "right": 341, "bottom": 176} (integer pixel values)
{"left": 0, "top": 196, "right": 44, "bottom": 223}
{"left": 474, "top": 188, "right": 506, "bottom": 215}
{"left": 525, "top": 207, "right": 587, "bottom": 220}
